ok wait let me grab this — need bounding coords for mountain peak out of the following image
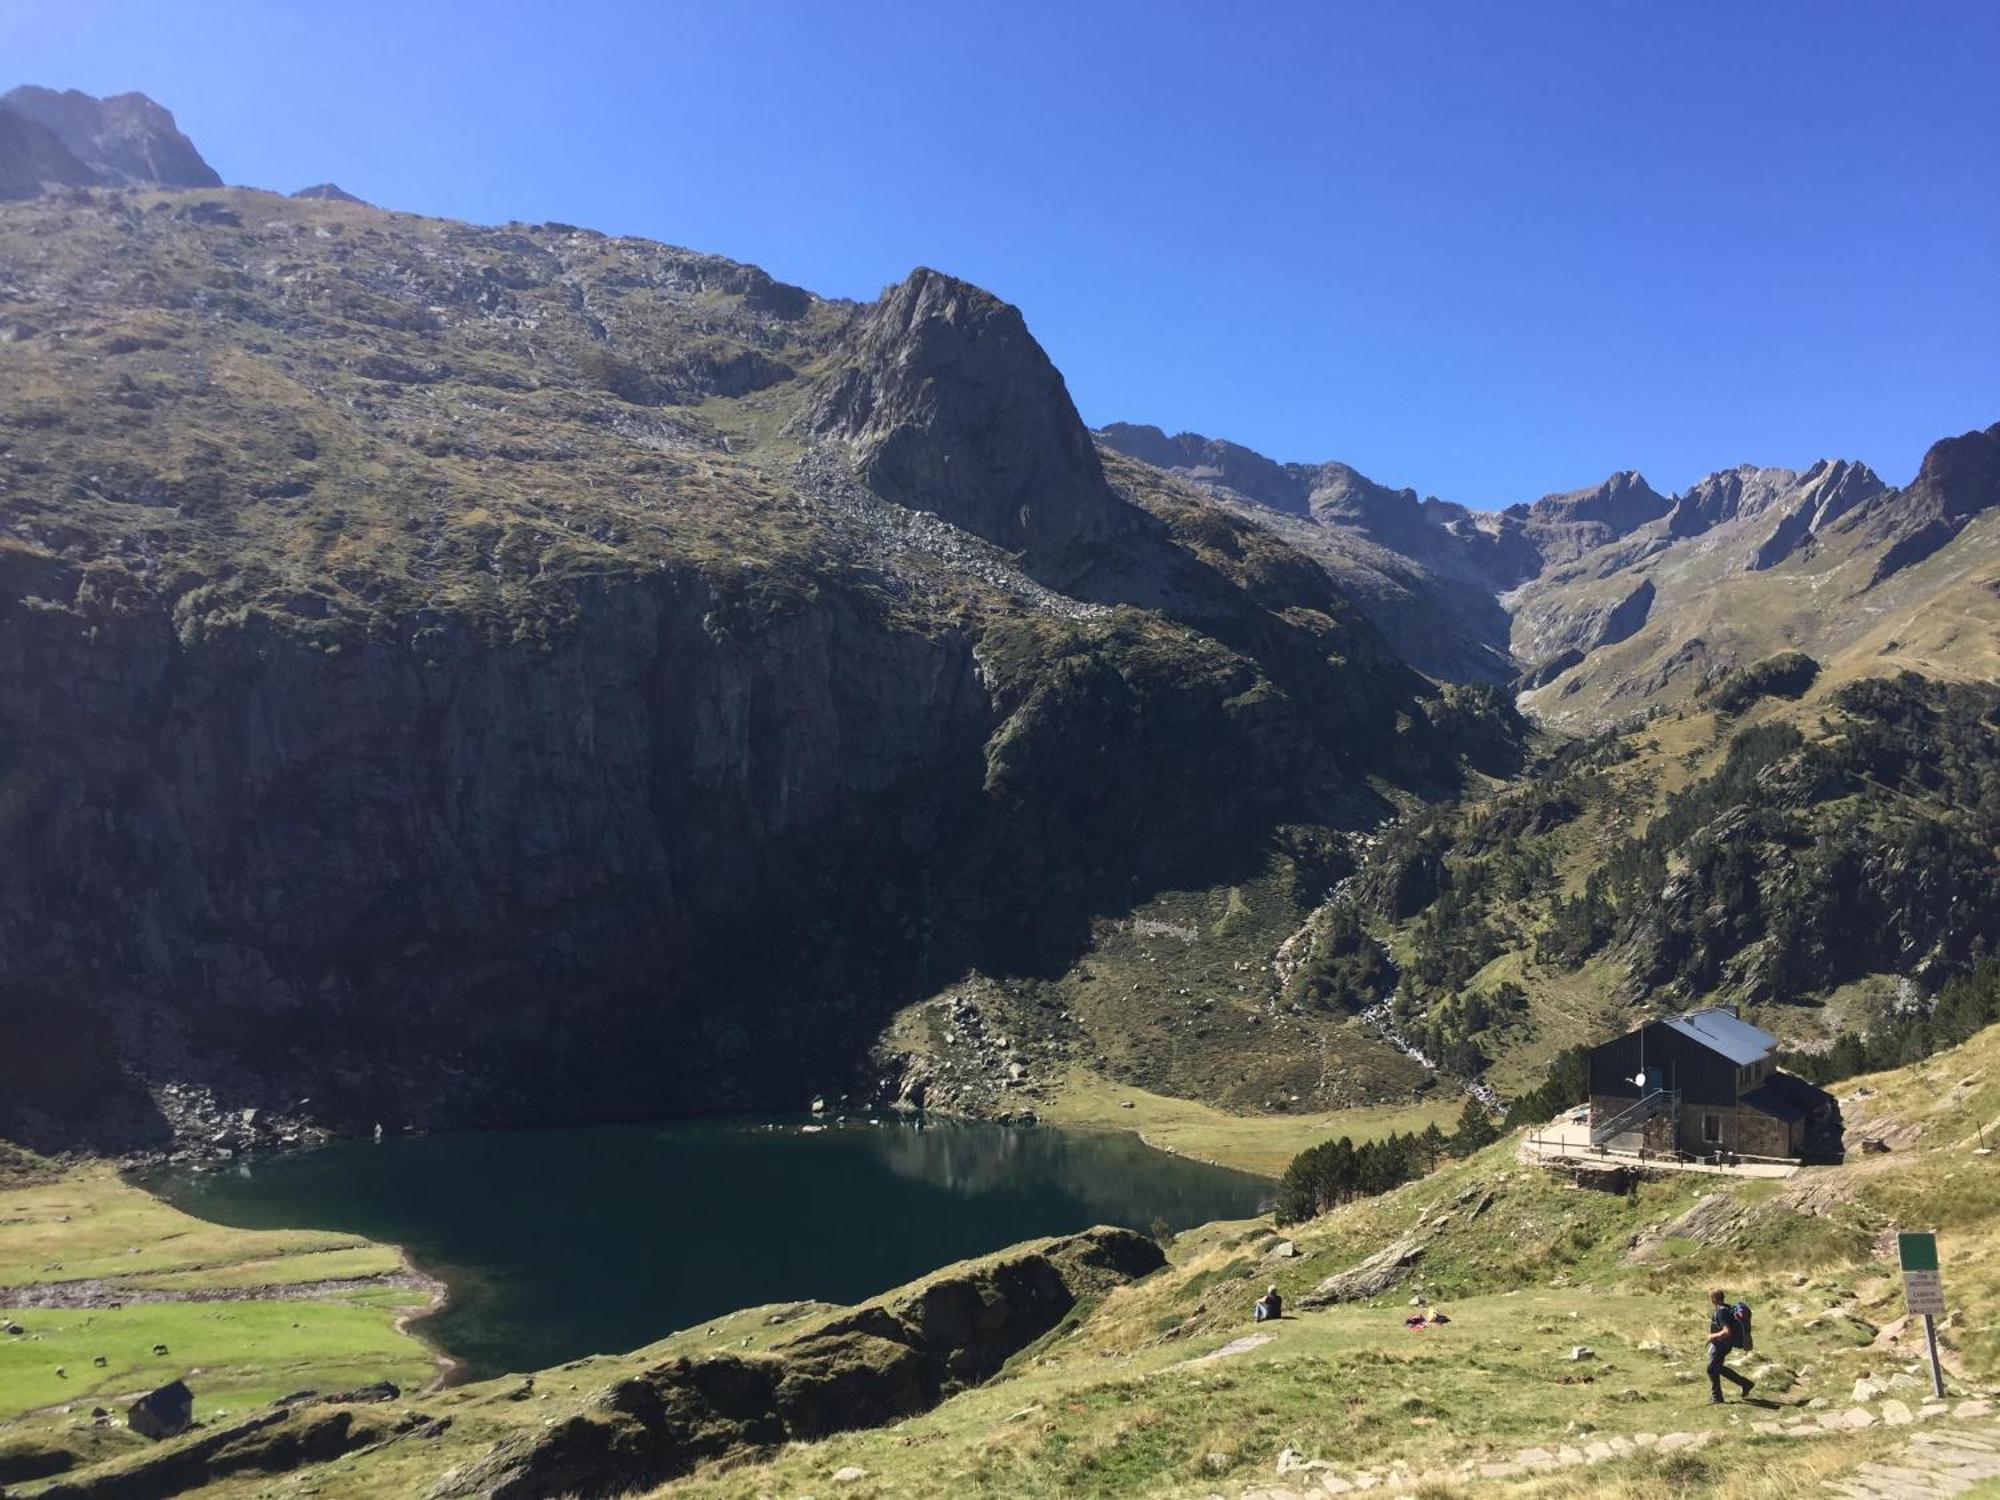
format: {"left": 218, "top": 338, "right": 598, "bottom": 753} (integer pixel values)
{"left": 0, "top": 85, "right": 219, "bottom": 189}
{"left": 810, "top": 268, "right": 1133, "bottom": 560}
{"left": 1907, "top": 422, "right": 2000, "bottom": 522}
{"left": 1526, "top": 470, "right": 1666, "bottom": 526}
{"left": 292, "top": 182, "right": 365, "bottom": 204}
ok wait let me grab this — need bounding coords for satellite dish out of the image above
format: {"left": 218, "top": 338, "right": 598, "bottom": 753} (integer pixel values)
{"left": 1633, "top": 1070, "right": 1648, "bottom": 1089}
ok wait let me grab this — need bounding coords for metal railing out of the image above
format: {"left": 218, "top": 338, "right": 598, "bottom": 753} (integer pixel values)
{"left": 1589, "top": 1088, "right": 1679, "bottom": 1147}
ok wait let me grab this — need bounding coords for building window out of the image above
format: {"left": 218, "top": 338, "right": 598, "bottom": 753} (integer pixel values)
{"left": 1703, "top": 1113, "right": 1722, "bottom": 1144}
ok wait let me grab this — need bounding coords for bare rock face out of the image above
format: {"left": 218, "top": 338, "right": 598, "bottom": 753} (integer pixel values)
{"left": 1519, "top": 471, "right": 1671, "bottom": 566}
{"left": 0, "top": 86, "right": 220, "bottom": 188}
{"left": 428, "top": 1228, "right": 1164, "bottom": 1500}
{"left": 811, "top": 269, "right": 1138, "bottom": 563}
{"left": 1844, "top": 423, "right": 2000, "bottom": 586}
{"left": 1512, "top": 575, "right": 1656, "bottom": 665}
{"left": 1668, "top": 465, "right": 1805, "bottom": 539}
{"left": 1747, "top": 459, "right": 1887, "bottom": 570}
{"left": 1093, "top": 424, "right": 1540, "bottom": 680}
{"left": 0, "top": 191, "right": 1443, "bottom": 1152}
{"left": 0, "top": 106, "right": 97, "bottom": 199}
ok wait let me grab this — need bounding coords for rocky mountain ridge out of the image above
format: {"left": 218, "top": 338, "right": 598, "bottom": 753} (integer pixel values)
{"left": 1097, "top": 420, "right": 1999, "bottom": 720}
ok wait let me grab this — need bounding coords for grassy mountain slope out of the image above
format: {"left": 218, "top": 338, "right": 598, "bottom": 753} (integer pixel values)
{"left": 21, "top": 1018, "right": 1996, "bottom": 1500}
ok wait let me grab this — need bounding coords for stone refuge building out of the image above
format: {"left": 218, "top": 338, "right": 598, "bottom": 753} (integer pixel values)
{"left": 1586, "top": 1007, "right": 1839, "bottom": 1161}
{"left": 128, "top": 1378, "right": 194, "bottom": 1439}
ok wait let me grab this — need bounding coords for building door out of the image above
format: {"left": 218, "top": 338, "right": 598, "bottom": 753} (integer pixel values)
{"left": 1702, "top": 1113, "right": 1721, "bottom": 1144}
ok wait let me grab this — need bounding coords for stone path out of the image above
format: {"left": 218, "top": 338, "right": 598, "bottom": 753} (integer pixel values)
{"left": 1226, "top": 1399, "right": 1999, "bottom": 1498}
{"left": 1824, "top": 1408, "right": 2000, "bottom": 1499}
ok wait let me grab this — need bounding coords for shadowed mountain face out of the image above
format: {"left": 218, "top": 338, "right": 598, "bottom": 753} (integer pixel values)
{"left": 0, "top": 107, "right": 99, "bottom": 199}
{"left": 0, "top": 86, "right": 219, "bottom": 192}
{"left": 0, "top": 177, "right": 1463, "bottom": 1153}
{"left": 1097, "top": 421, "right": 1999, "bottom": 721}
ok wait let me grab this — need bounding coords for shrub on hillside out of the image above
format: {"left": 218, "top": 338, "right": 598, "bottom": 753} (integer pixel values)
{"left": 1704, "top": 651, "right": 1820, "bottom": 714}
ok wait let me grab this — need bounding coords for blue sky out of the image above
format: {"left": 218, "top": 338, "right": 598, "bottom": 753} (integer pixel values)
{"left": 11, "top": 0, "right": 1997, "bottom": 501}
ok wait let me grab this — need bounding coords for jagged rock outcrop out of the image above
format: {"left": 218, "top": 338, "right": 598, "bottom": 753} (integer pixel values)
{"left": 1668, "top": 465, "right": 1803, "bottom": 538}
{"left": 1106, "top": 410, "right": 1996, "bottom": 734}
{"left": 1747, "top": 460, "right": 1887, "bottom": 570}
{"left": 33, "top": 1402, "right": 410, "bottom": 1499}
{"left": 428, "top": 1228, "right": 1163, "bottom": 1500}
{"left": 0, "top": 86, "right": 219, "bottom": 189}
{"left": 812, "top": 270, "right": 1138, "bottom": 565}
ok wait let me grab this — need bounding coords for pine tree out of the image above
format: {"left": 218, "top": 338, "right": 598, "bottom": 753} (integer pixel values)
{"left": 1450, "top": 1098, "right": 1499, "bottom": 1156}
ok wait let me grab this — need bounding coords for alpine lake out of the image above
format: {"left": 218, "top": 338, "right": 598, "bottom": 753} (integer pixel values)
{"left": 140, "top": 1116, "right": 1271, "bottom": 1380}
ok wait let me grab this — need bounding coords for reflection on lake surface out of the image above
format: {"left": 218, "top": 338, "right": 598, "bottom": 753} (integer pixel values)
{"left": 143, "top": 1117, "right": 1270, "bottom": 1379}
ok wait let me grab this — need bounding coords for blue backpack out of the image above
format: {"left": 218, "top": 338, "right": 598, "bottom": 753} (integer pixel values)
{"left": 1731, "top": 1301, "right": 1754, "bottom": 1351}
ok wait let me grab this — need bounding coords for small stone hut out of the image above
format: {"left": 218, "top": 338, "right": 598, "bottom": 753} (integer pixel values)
{"left": 128, "top": 1379, "right": 194, "bottom": 1440}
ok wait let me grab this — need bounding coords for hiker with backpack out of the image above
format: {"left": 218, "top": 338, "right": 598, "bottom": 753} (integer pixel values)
{"left": 1705, "top": 1289, "right": 1755, "bottom": 1403}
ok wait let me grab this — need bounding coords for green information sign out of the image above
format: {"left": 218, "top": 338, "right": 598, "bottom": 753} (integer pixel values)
{"left": 1899, "top": 1229, "right": 1948, "bottom": 1396}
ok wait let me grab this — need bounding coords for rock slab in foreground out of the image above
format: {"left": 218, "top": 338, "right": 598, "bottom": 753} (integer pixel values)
{"left": 429, "top": 1225, "right": 1163, "bottom": 1500}
{"left": 1297, "top": 1232, "right": 1427, "bottom": 1307}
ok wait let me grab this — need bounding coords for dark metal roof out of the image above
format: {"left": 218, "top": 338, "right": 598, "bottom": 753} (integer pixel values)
{"left": 1661, "top": 1008, "right": 1776, "bottom": 1066}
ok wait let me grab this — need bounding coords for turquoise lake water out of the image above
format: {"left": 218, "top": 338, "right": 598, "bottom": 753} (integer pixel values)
{"left": 143, "top": 1117, "right": 1271, "bottom": 1379}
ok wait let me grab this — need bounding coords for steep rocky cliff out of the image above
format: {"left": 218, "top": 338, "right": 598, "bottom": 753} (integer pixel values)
{"left": 0, "top": 186, "right": 1444, "bottom": 1151}
{"left": 0, "top": 87, "right": 218, "bottom": 193}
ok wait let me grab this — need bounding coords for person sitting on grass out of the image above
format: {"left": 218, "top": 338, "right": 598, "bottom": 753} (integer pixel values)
{"left": 1706, "top": 1288, "right": 1754, "bottom": 1404}
{"left": 1254, "top": 1285, "right": 1283, "bottom": 1322}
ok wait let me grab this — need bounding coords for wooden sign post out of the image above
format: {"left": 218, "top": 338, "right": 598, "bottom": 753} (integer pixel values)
{"left": 1898, "top": 1231, "right": 1947, "bottom": 1400}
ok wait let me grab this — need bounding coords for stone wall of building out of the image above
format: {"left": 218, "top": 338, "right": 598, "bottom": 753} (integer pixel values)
{"left": 1736, "top": 1109, "right": 1799, "bottom": 1160}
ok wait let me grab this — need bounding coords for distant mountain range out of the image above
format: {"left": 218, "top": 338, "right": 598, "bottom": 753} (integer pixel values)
{"left": 1096, "top": 420, "right": 1998, "bottom": 722}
